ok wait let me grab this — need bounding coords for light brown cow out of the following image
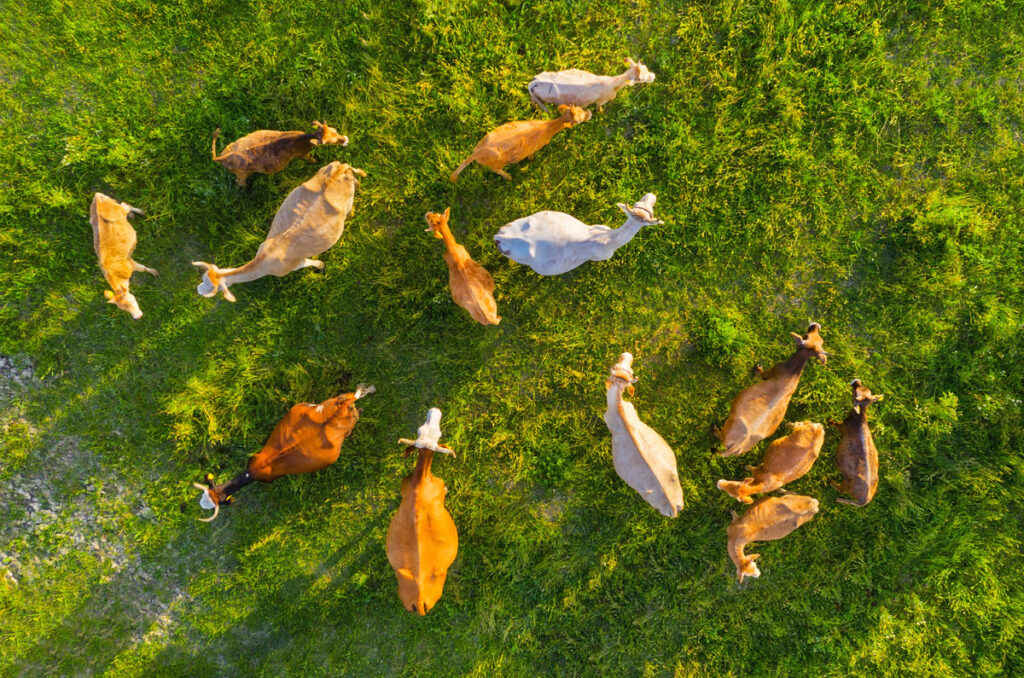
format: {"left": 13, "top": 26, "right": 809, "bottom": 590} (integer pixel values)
{"left": 831, "top": 379, "right": 884, "bottom": 506}
{"left": 717, "top": 421, "right": 824, "bottom": 504}
{"left": 211, "top": 121, "right": 349, "bottom": 187}
{"left": 450, "top": 105, "right": 591, "bottom": 182}
{"left": 386, "top": 409, "right": 459, "bottom": 615}
{"left": 727, "top": 494, "right": 819, "bottom": 583}
{"left": 193, "top": 161, "right": 364, "bottom": 301}
{"left": 89, "top": 192, "right": 157, "bottom": 319}
{"left": 714, "top": 323, "right": 828, "bottom": 457}
{"left": 425, "top": 208, "right": 500, "bottom": 325}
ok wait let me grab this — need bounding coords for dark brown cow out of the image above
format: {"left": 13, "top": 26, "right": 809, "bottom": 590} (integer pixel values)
{"left": 831, "top": 379, "right": 884, "bottom": 506}
{"left": 212, "top": 121, "right": 348, "bottom": 186}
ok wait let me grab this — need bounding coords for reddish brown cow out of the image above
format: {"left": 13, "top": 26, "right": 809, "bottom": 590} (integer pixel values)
{"left": 194, "top": 385, "right": 374, "bottom": 521}
{"left": 727, "top": 494, "right": 819, "bottom": 583}
{"left": 717, "top": 421, "right": 824, "bottom": 504}
{"left": 386, "top": 409, "right": 459, "bottom": 615}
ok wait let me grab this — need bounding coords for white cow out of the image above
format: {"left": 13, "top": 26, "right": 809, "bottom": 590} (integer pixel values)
{"left": 528, "top": 58, "right": 656, "bottom": 112}
{"left": 494, "top": 193, "right": 661, "bottom": 276}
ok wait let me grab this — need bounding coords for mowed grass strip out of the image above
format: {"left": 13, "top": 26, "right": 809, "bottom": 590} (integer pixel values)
{"left": 1, "top": 0, "right": 1022, "bottom": 675}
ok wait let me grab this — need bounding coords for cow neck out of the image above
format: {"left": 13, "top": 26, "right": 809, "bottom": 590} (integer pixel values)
{"left": 436, "top": 223, "right": 466, "bottom": 263}
{"left": 780, "top": 346, "right": 814, "bottom": 376}
{"left": 215, "top": 470, "right": 255, "bottom": 501}
{"left": 727, "top": 533, "right": 748, "bottom": 567}
{"left": 413, "top": 448, "right": 436, "bottom": 483}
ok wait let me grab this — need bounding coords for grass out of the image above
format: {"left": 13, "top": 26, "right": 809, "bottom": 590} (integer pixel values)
{"left": 1, "top": 0, "right": 1023, "bottom": 675}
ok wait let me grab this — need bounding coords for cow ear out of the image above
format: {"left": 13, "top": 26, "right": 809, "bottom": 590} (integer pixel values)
{"left": 443, "top": 207, "right": 450, "bottom": 220}
{"left": 103, "top": 290, "right": 115, "bottom": 301}
{"left": 557, "top": 104, "right": 569, "bottom": 113}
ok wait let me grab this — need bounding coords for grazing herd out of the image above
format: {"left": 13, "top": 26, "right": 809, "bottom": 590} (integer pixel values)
{"left": 83, "top": 57, "right": 885, "bottom": 613}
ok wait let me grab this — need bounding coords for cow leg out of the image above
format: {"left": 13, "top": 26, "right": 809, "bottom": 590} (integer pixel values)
{"left": 133, "top": 261, "right": 159, "bottom": 277}
{"left": 295, "top": 258, "right": 325, "bottom": 271}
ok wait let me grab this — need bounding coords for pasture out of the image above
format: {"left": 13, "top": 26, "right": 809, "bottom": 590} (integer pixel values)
{"left": 1, "top": 0, "right": 1022, "bottom": 675}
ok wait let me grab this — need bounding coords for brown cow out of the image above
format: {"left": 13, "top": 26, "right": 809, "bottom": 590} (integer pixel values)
{"left": 450, "top": 105, "right": 591, "bottom": 182}
{"left": 717, "top": 421, "right": 824, "bottom": 504}
{"left": 714, "top": 323, "right": 828, "bottom": 457}
{"left": 425, "top": 208, "right": 500, "bottom": 325}
{"left": 831, "top": 379, "right": 884, "bottom": 506}
{"left": 386, "top": 408, "right": 459, "bottom": 615}
{"left": 194, "top": 385, "right": 374, "bottom": 521}
{"left": 727, "top": 494, "right": 819, "bottom": 583}
{"left": 89, "top": 193, "right": 157, "bottom": 319}
{"left": 211, "top": 121, "right": 348, "bottom": 187}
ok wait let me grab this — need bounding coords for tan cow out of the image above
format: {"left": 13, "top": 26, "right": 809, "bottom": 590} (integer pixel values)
{"left": 450, "top": 105, "right": 591, "bottom": 182}
{"left": 831, "top": 379, "right": 884, "bottom": 506}
{"left": 193, "top": 161, "right": 364, "bottom": 301}
{"left": 717, "top": 421, "right": 824, "bottom": 504}
{"left": 211, "top": 121, "right": 349, "bottom": 187}
{"left": 89, "top": 192, "right": 157, "bottom": 319}
{"left": 425, "top": 208, "right": 500, "bottom": 325}
{"left": 714, "top": 323, "right": 828, "bottom": 457}
{"left": 603, "top": 352, "right": 684, "bottom": 517}
{"left": 727, "top": 494, "right": 819, "bottom": 583}
{"left": 386, "top": 409, "right": 459, "bottom": 615}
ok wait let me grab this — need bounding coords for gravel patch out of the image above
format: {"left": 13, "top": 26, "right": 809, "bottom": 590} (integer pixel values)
{"left": 0, "top": 354, "right": 189, "bottom": 646}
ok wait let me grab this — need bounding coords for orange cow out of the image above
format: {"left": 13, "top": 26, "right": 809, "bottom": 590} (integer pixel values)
{"left": 715, "top": 323, "right": 828, "bottom": 457}
{"left": 831, "top": 379, "right": 884, "bottom": 506}
{"left": 727, "top": 494, "right": 819, "bottom": 583}
{"left": 425, "top": 208, "right": 500, "bottom": 325}
{"left": 717, "top": 421, "right": 824, "bottom": 504}
{"left": 89, "top": 193, "right": 157, "bottom": 319}
{"left": 450, "top": 105, "right": 591, "bottom": 182}
{"left": 194, "top": 385, "right": 374, "bottom": 521}
{"left": 211, "top": 121, "right": 349, "bottom": 187}
{"left": 386, "top": 408, "right": 459, "bottom": 615}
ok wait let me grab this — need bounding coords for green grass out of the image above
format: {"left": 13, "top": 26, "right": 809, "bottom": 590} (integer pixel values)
{"left": 1, "top": 0, "right": 1023, "bottom": 675}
